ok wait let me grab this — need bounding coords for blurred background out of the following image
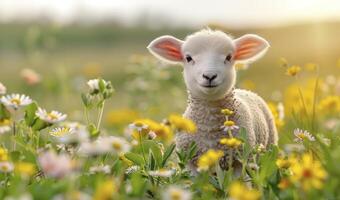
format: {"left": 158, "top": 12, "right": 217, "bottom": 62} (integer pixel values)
{"left": 1, "top": 0, "right": 339, "bottom": 128}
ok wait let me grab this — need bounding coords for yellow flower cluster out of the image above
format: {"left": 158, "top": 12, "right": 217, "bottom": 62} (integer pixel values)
{"left": 15, "top": 162, "right": 36, "bottom": 177}
{"left": 318, "top": 95, "right": 340, "bottom": 115}
{"left": 223, "top": 120, "right": 235, "bottom": 127}
{"left": 168, "top": 114, "right": 197, "bottom": 134}
{"left": 132, "top": 118, "right": 172, "bottom": 141}
{"left": 0, "top": 147, "right": 8, "bottom": 161}
{"left": 277, "top": 153, "right": 327, "bottom": 191}
{"left": 221, "top": 108, "right": 234, "bottom": 116}
{"left": 93, "top": 179, "right": 116, "bottom": 200}
{"left": 290, "top": 153, "right": 327, "bottom": 191}
{"left": 220, "top": 138, "right": 242, "bottom": 149}
{"left": 106, "top": 108, "right": 139, "bottom": 126}
{"left": 0, "top": 119, "right": 11, "bottom": 126}
{"left": 229, "top": 181, "right": 261, "bottom": 200}
{"left": 286, "top": 65, "right": 301, "bottom": 77}
{"left": 197, "top": 149, "right": 224, "bottom": 171}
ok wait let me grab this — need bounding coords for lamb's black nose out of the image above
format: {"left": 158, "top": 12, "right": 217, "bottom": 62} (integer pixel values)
{"left": 202, "top": 74, "right": 217, "bottom": 82}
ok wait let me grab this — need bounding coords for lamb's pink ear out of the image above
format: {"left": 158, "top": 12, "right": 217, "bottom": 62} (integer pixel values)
{"left": 147, "top": 35, "right": 184, "bottom": 64}
{"left": 233, "top": 34, "right": 269, "bottom": 63}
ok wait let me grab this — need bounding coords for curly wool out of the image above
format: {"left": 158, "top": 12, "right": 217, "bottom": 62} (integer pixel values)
{"left": 175, "top": 88, "right": 278, "bottom": 171}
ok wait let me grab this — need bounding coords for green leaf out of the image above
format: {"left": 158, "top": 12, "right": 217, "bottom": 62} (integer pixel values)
{"left": 24, "top": 102, "right": 38, "bottom": 126}
{"left": 130, "top": 173, "right": 147, "bottom": 197}
{"left": 187, "top": 141, "right": 197, "bottom": 160}
{"left": 258, "top": 145, "right": 279, "bottom": 185}
{"left": 32, "top": 118, "right": 50, "bottom": 131}
{"left": 98, "top": 79, "right": 106, "bottom": 93}
{"left": 162, "top": 143, "right": 176, "bottom": 167}
{"left": 148, "top": 151, "right": 156, "bottom": 170}
{"left": 0, "top": 103, "right": 10, "bottom": 120}
{"left": 125, "top": 152, "right": 145, "bottom": 166}
{"left": 143, "top": 140, "right": 162, "bottom": 168}
{"left": 87, "top": 123, "right": 100, "bottom": 138}
{"left": 81, "top": 93, "right": 90, "bottom": 107}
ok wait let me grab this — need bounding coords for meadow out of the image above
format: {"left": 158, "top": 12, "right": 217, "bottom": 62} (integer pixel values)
{"left": 0, "top": 22, "right": 339, "bottom": 199}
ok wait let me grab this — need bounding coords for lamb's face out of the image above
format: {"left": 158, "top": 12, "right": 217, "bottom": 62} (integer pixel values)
{"left": 181, "top": 32, "right": 236, "bottom": 100}
{"left": 148, "top": 29, "right": 269, "bottom": 100}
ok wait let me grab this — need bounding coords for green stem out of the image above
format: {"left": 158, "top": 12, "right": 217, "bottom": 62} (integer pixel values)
{"left": 84, "top": 107, "right": 90, "bottom": 125}
{"left": 311, "top": 77, "right": 319, "bottom": 133}
{"left": 96, "top": 101, "right": 105, "bottom": 129}
{"left": 36, "top": 131, "right": 40, "bottom": 150}
{"left": 12, "top": 121, "right": 16, "bottom": 151}
{"left": 228, "top": 149, "right": 233, "bottom": 170}
{"left": 139, "top": 131, "right": 147, "bottom": 165}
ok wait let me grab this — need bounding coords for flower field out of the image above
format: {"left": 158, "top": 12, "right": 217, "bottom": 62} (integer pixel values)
{"left": 0, "top": 24, "right": 340, "bottom": 200}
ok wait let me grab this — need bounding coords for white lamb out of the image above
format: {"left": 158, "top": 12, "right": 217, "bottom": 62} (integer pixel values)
{"left": 147, "top": 29, "right": 278, "bottom": 171}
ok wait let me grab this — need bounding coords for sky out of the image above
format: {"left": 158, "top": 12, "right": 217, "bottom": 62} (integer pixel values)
{"left": 1, "top": 0, "right": 340, "bottom": 28}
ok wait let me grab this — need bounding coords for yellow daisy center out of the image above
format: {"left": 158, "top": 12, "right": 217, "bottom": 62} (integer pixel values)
{"left": 297, "top": 133, "right": 306, "bottom": 139}
{"left": 170, "top": 190, "right": 182, "bottom": 200}
{"left": 10, "top": 98, "right": 21, "bottom": 105}
{"left": 224, "top": 120, "right": 235, "bottom": 127}
{"left": 112, "top": 142, "right": 122, "bottom": 151}
{"left": 48, "top": 113, "right": 59, "bottom": 120}
{"left": 134, "top": 122, "right": 145, "bottom": 127}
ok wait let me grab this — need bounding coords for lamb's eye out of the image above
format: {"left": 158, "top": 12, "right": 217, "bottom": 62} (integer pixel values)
{"left": 225, "top": 54, "right": 232, "bottom": 63}
{"left": 185, "top": 55, "right": 193, "bottom": 63}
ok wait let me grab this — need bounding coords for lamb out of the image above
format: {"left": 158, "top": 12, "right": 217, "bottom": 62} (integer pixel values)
{"left": 147, "top": 29, "right": 278, "bottom": 171}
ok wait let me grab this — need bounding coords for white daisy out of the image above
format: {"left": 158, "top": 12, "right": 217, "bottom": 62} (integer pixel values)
{"left": 0, "top": 94, "right": 32, "bottom": 110}
{"left": 221, "top": 120, "right": 239, "bottom": 133}
{"left": 125, "top": 165, "right": 140, "bottom": 175}
{"left": 0, "top": 119, "right": 11, "bottom": 134}
{"left": 293, "top": 128, "right": 315, "bottom": 142}
{"left": 78, "top": 139, "right": 111, "bottom": 156}
{"left": 36, "top": 108, "right": 67, "bottom": 123}
{"left": 0, "top": 82, "right": 6, "bottom": 95}
{"left": 87, "top": 79, "right": 107, "bottom": 94}
{"left": 128, "top": 121, "right": 149, "bottom": 132}
{"left": 38, "top": 151, "right": 75, "bottom": 179}
{"left": 105, "top": 136, "right": 131, "bottom": 154}
{"left": 149, "top": 168, "right": 175, "bottom": 178}
{"left": 49, "top": 127, "right": 75, "bottom": 144}
{"left": 0, "top": 161, "right": 14, "bottom": 173}
{"left": 162, "top": 186, "right": 192, "bottom": 200}
{"left": 89, "top": 164, "right": 111, "bottom": 174}
{"left": 61, "top": 121, "right": 90, "bottom": 143}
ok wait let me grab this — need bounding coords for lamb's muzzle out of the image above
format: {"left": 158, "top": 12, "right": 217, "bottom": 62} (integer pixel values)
{"left": 147, "top": 29, "right": 278, "bottom": 171}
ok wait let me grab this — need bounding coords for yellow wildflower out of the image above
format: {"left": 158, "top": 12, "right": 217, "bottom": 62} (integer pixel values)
{"left": 93, "top": 180, "right": 116, "bottom": 200}
{"left": 197, "top": 149, "right": 224, "bottom": 171}
{"left": 131, "top": 118, "right": 173, "bottom": 141}
{"left": 318, "top": 95, "right": 340, "bottom": 114}
{"left": 119, "top": 154, "right": 133, "bottom": 166}
{"left": 224, "top": 120, "right": 235, "bottom": 127}
{"left": 276, "top": 158, "right": 291, "bottom": 169}
{"left": 168, "top": 114, "right": 196, "bottom": 134}
{"left": 221, "top": 108, "right": 234, "bottom": 116}
{"left": 15, "top": 162, "right": 36, "bottom": 177}
{"left": 0, "top": 147, "right": 8, "bottom": 161}
{"left": 106, "top": 108, "right": 139, "bottom": 126}
{"left": 220, "top": 138, "right": 242, "bottom": 149}
{"left": 229, "top": 181, "right": 261, "bottom": 200}
{"left": 286, "top": 65, "right": 301, "bottom": 77}
{"left": 290, "top": 153, "right": 327, "bottom": 191}
{"left": 278, "top": 178, "right": 291, "bottom": 190}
